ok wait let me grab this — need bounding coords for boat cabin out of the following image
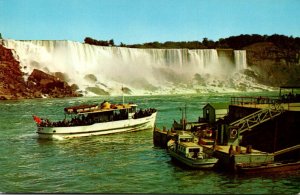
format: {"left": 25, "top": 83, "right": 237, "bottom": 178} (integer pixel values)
{"left": 40, "top": 101, "right": 140, "bottom": 127}
{"left": 37, "top": 100, "right": 156, "bottom": 128}
{"left": 176, "top": 141, "right": 203, "bottom": 158}
{"left": 67, "top": 101, "right": 139, "bottom": 124}
{"left": 175, "top": 131, "right": 198, "bottom": 143}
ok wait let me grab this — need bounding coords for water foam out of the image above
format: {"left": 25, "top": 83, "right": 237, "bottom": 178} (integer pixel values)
{"left": 3, "top": 40, "right": 272, "bottom": 95}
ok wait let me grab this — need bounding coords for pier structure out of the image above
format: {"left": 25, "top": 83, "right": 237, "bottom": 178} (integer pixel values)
{"left": 153, "top": 86, "right": 300, "bottom": 173}
{"left": 223, "top": 94, "right": 300, "bottom": 154}
{"left": 209, "top": 86, "right": 300, "bottom": 172}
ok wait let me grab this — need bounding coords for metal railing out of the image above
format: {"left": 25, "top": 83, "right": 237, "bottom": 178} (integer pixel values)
{"left": 231, "top": 96, "right": 279, "bottom": 107}
{"left": 229, "top": 106, "right": 283, "bottom": 134}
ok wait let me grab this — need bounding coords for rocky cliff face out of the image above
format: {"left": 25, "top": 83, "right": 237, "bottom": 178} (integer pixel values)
{"left": 244, "top": 42, "right": 300, "bottom": 86}
{"left": 0, "top": 44, "right": 80, "bottom": 100}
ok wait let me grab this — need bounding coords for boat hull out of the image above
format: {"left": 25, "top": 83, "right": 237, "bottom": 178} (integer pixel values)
{"left": 37, "top": 112, "right": 157, "bottom": 140}
{"left": 168, "top": 148, "right": 218, "bottom": 169}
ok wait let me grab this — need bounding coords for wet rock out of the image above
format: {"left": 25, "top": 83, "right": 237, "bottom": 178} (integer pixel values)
{"left": 54, "top": 72, "right": 70, "bottom": 82}
{"left": 0, "top": 44, "right": 80, "bottom": 100}
{"left": 84, "top": 74, "right": 97, "bottom": 83}
{"left": 86, "top": 86, "right": 109, "bottom": 95}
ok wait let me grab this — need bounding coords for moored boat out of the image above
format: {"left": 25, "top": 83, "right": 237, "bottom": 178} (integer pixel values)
{"left": 167, "top": 131, "right": 218, "bottom": 169}
{"left": 33, "top": 101, "right": 157, "bottom": 140}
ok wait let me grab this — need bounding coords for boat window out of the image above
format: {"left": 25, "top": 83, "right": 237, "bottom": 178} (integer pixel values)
{"left": 189, "top": 148, "right": 200, "bottom": 153}
{"left": 180, "top": 138, "right": 192, "bottom": 142}
{"left": 113, "top": 109, "right": 128, "bottom": 120}
{"left": 129, "top": 106, "right": 137, "bottom": 113}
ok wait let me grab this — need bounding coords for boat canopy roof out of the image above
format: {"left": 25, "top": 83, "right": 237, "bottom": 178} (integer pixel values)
{"left": 64, "top": 101, "right": 137, "bottom": 115}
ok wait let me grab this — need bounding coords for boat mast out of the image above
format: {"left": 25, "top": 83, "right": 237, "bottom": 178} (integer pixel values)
{"left": 180, "top": 103, "right": 187, "bottom": 131}
{"left": 184, "top": 103, "right": 187, "bottom": 122}
{"left": 184, "top": 103, "right": 187, "bottom": 130}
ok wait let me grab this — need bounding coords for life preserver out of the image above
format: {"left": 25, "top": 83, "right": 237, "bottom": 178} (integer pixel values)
{"left": 230, "top": 129, "right": 238, "bottom": 138}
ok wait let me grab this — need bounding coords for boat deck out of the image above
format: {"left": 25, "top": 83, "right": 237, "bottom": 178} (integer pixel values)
{"left": 202, "top": 144, "right": 275, "bottom": 170}
{"left": 181, "top": 142, "right": 201, "bottom": 148}
{"left": 202, "top": 145, "right": 262, "bottom": 154}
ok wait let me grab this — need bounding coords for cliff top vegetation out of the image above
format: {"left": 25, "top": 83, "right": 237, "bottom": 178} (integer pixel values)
{"left": 84, "top": 34, "right": 300, "bottom": 50}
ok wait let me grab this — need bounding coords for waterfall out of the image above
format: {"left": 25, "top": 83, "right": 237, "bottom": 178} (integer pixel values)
{"left": 234, "top": 50, "right": 247, "bottom": 71}
{"left": 2, "top": 40, "right": 268, "bottom": 95}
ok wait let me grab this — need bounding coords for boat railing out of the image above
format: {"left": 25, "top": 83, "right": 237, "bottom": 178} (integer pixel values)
{"left": 133, "top": 108, "right": 157, "bottom": 119}
{"left": 231, "top": 96, "right": 300, "bottom": 111}
{"left": 38, "top": 108, "right": 157, "bottom": 127}
{"left": 230, "top": 96, "right": 279, "bottom": 107}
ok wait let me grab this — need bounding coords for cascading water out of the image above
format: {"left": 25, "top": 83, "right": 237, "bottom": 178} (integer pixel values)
{"left": 2, "top": 40, "right": 270, "bottom": 95}
{"left": 234, "top": 50, "right": 247, "bottom": 71}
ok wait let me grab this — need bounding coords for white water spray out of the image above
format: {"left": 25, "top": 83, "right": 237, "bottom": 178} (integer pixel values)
{"left": 3, "top": 40, "right": 269, "bottom": 95}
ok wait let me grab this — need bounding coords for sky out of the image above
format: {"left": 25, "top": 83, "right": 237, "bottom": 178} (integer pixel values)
{"left": 0, "top": 0, "right": 299, "bottom": 44}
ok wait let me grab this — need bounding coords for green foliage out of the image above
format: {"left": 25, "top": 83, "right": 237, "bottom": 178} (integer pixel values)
{"left": 216, "top": 34, "right": 300, "bottom": 50}
{"left": 126, "top": 41, "right": 207, "bottom": 49}
{"left": 124, "top": 34, "right": 299, "bottom": 50}
{"left": 84, "top": 34, "right": 300, "bottom": 50}
{"left": 84, "top": 37, "right": 115, "bottom": 46}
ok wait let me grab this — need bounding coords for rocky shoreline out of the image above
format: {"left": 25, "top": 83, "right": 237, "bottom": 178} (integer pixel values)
{"left": 0, "top": 44, "right": 80, "bottom": 100}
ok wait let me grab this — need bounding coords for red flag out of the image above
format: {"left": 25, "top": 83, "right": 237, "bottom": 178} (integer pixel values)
{"left": 32, "top": 115, "right": 42, "bottom": 124}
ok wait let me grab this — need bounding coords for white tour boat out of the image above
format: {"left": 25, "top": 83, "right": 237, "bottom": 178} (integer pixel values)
{"left": 33, "top": 101, "right": 157, "bottom": 140}
{"left": 167, "top": 131, "right": 218, "bottom": 169}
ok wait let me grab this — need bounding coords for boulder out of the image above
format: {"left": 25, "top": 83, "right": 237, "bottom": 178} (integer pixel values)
{"left": 0, "top": 43, "right": 80, "bottom": 100}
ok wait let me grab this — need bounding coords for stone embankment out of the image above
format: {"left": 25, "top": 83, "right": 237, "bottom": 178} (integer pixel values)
{"left": 0, "top": 44, "right": 79, "bottom": 100}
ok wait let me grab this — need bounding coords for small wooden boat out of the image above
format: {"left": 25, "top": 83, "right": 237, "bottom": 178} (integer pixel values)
{"left": 33, "top": 100, "right": 157, "bottom": 140}
{"left": 167, "top": 131, "right": 218, "bottom": 169}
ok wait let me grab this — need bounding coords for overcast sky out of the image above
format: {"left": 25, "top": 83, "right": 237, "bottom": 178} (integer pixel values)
{"left": 1, "top": 0, "right": 299, "bottom": 44}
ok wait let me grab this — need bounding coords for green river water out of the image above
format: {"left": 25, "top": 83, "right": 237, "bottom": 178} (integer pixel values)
{"left": 0, "top": 92, "right": 299, "bottom": 193}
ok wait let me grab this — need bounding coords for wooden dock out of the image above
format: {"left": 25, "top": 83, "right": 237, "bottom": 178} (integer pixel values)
{"left": 153, "top": 90, "right": 300, "bottom": 174}
{"left": 153, "top": 127, "right": 176, "bottom": 148}
{"left": 202, "top": 144, "right": 274, "bottom": 171}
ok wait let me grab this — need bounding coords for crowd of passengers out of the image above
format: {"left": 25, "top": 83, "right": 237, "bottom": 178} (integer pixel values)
{"left": 39, "top": 108, "right": 157, "bottom": 127}
{"left": 133, "top": 108, "right": 156, "bottom": 119}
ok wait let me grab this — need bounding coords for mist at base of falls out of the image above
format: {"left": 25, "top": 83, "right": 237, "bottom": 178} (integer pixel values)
{"left": 3, "top": 40, "right": 273, "bottom": 96}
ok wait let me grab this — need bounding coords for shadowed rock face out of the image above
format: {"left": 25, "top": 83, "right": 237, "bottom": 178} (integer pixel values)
{"left": 27, "top": 69, "right": 80, "bottom": 98}
{"left": 0, "top": 44, "right": 80, "bottom": 100}
{"left": 244, "top": 42, "right": 300, "bottom": 86}
{"left": 0, "top": 44, "right": 30, "bottom": 100}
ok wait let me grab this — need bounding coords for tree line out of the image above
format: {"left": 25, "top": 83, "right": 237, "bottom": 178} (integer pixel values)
{"left": 84, "top": 34, "right": 300, "bottom": 50}
{"left": 84, "top": 37, "right": 115, "bottom": 46}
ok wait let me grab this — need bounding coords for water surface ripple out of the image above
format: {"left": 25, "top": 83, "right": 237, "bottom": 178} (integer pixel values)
{"left": 0, "top": 93, "right": 299, "bottom": 193}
